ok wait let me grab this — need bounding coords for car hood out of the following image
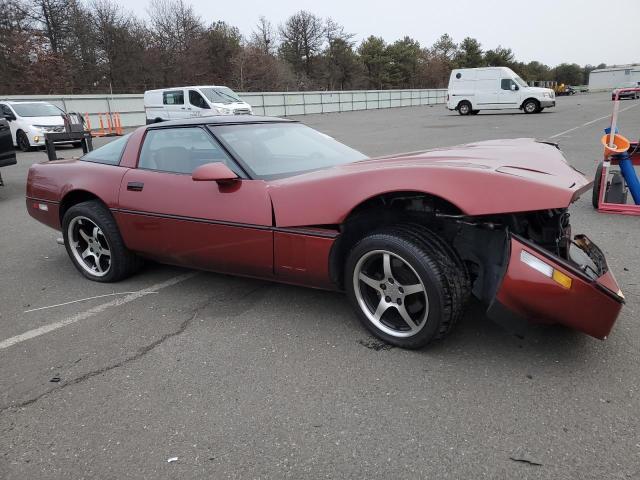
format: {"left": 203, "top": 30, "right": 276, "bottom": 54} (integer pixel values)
{"left": 268, "top": 138, "right": 592, "bottom": 227}
{"left": 24, "top": 116, "right": 65, "bottom": 126}
{"left": 358, "top": 138, "right": 585, "bottom": 185}
{"left": 526, "top": 86, "right": 554, "bottom": 96}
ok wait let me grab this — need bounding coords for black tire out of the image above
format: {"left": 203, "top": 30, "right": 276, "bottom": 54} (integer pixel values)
{"left": 470, "top": 110, "right": 480, "bottom": 115}
{"left": 457, "top": 101, "right": 472, "bottom": 116}
{"left": 523, "top": 99, "right": 540, "bottom": 114}
{"left": 17, "top": 130, "right": 31, "bottom": 152}
{"left": 592, "top": 162, "right": 604, "bottom": 209}
{"left": 345, "top": 225, "right": 468, "bottom": 349}
{"left": 539, "top": 108, "right": 545, "bottom": 112}
{"left": 62, "top": 200, "right": 140, "bottom": 282}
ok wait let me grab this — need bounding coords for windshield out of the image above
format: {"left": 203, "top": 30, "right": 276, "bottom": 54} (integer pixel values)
{"left": 200, "top": 87, "right": 242, "bottom": 105}
{"left": 213, "top": 123, "right": 368, "bottom": 179}
{"left": 514, "top": 76, "right": 528, "bottom": 88}
{"left": 11, "top": 103, "right": 64, "bottom": 117}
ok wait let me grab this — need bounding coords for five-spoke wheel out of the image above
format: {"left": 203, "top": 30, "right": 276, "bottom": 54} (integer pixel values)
{"left": 354, "top": 250, "right": 428, "bottom": 338}
{"left": 67, "top": 216, "right": 112, "bottom": 277}
{"left": 346, "top": 225, "right": 469, "bottom": 349}
{"left": 62, "top": 200, "right": 140, "bottom": 282}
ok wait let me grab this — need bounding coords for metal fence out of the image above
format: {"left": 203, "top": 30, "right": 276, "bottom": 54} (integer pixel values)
{"left": 1, "top": 89, "right": 447, "bottom": 127}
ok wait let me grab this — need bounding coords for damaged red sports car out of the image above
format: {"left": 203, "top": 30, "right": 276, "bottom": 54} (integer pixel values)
{"left": 26, "top": 117, "right": 625, "bottom": 348}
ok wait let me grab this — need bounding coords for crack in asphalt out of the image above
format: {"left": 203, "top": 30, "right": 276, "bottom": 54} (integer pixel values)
{"left": 0, "top": 284, "right": 269, "bottom": 415}
{"left": 509, "top": 456, "right": 543, "bottom": 466}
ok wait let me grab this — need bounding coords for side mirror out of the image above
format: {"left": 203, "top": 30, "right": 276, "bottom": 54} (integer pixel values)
{"left": 4, "top": 113, "right": 16, "bottom": 121}
{"left": 192, "top": 162, "right": 238, "bottom": 183}
{"left": 511, "top": 84, "right": 518, "bottom": 91}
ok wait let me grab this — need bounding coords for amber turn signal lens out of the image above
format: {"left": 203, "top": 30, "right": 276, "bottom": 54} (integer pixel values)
{"left": 552, "top": 269, "right": 572, "bottom": 289}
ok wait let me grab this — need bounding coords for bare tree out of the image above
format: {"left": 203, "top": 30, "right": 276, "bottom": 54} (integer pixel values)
{"left": 278, "top": 10, "right": 325, "bottom": 79}
{"left": 250, "top": 15, "right": 276, "bottom": 55}
{"left": 147, "top": 0, "right": 204, "bottom": 85}
{"left": 29, "top": 0, "right": 71, "bottom": 54}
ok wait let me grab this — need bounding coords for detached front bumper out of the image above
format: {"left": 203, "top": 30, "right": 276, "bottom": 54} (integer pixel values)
{"left": 488, "top": 234, "right": 624, "bottom": 339}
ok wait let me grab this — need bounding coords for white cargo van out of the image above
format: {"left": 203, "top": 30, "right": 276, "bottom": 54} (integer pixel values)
{"left": 446, "top": 67, "right": 555, "bottom": 115}
{"left": 144, "top": 85, "right": 253, "bottom": 123}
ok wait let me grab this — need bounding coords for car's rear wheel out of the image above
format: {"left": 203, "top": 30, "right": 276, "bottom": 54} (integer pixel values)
{"left": 17, "top": 131, "right": 31, "bottom": 152}
{"left": 345, "top": 226, "right": 469, "bottom": 349}
{"left": 62, "top": 200, "right": 140, "bottom": 282}
{"left": 457, "top": 101, "right": 472, "bottom": 115}
{"left": 523, "top": 99, "right": 539, "bottom": 114}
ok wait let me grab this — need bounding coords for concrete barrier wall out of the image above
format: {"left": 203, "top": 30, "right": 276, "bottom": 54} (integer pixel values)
{"left": 1, "top": 89, "right": 447, "bottom": 128}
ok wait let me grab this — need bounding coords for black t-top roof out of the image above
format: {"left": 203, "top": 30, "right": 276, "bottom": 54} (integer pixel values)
{"left": 146, "top": 115, "right": 296, "bottom": 128}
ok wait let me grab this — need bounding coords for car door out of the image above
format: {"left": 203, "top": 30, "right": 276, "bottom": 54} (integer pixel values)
{"left": 116, "top": 126, "right": 274, "bottom": 277}
{"left": 162, "top": 90, "right": 188, "bottom": 120}
{"left": 187, "top": 89, "right": 211, "bottom": 118}
{"left": 497, "top": 78, "right": 521, "bottom": 108}
{"left": 0, "top": 104, "right": 17, "bottom": 145}
{"left": 0, "top": 118, "right": 16, "bottom": 167}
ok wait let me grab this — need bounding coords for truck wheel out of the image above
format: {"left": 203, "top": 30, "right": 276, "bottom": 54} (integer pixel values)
{"left": 592, "top": 162, "right": 604, "bottom": 209}
{"left": 62, "top": 200, "right": 140, "bottom": 282}
{"left": 345, "top": 225, "right": 468, "bottom": 349}
{"left": 523, "top": 99, "right": 540, "bottom": 114}
{"left": 457, "top": 101, "right": 472, "bottom": 115}
{"left": 17, "top": 131, "right": 31, "bottom": 152}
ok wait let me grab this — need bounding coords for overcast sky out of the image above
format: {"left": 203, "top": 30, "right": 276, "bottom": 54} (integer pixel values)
{"left": 128, "top": 0, "right": 639, "bottom": 66}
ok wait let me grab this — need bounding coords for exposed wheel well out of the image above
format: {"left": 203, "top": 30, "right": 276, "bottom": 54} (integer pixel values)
{"left": 329, "top": 191, "right": 463, "bottom": 289}
{"left": 59, "top": 190, "right": 106, "bottom": 224}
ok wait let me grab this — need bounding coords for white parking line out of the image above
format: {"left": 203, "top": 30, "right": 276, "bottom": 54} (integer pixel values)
{"left": 24, "top": 292, "right": 158, "bottom": 313}
{"left": 549, "top": 102, "right": 640, "bottom": 139}
{"left": 0, "top": 272, "right": 198, "bottom": 351}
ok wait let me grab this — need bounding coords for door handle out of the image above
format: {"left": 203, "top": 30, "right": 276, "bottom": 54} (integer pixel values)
{"left": 127, "top": 181, "right": 144, "bottom": 192}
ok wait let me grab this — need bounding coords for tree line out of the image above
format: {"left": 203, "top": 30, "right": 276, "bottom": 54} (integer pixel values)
{"left": 1, "top": 0, "right": 607, "bottom": 95}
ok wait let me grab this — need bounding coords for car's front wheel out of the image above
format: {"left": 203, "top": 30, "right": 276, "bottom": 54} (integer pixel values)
{"left": 17, "top": 131, "right": 31, "bottom": 152}
{"left": 523, "top": 99, "right": 540, "bottom": 114}
{"left": 62, "top": 200, "right": 140, "bottom": 282}
{"left": 345, "top": 226, "right": 469, "bottom": 349}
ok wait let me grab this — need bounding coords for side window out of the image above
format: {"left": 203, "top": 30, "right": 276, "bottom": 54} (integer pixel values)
{"left": 82, "top": 134, "right": 130, "bottom": 165}
{"left": 138, "top": 127, "right": 243, "bottom": 176}
{"left": 1, "top": 104, "right": 13, "bottom": 116}
{"left": 501, "top": 79, "right": 515, "bottom": 90}
{"left": 162, "top": 90, "right": 184, "bottom": 105}
{"left": 189, "top": 90, "right": 210, "bottom": 109}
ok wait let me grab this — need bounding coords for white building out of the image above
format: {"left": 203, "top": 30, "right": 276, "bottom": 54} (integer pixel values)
{"left": 589, "top": 65, "right": 640, "bottom": 90}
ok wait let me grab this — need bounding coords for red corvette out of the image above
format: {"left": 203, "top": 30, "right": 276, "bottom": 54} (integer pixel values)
{"left": 26, "top": 116, "right": 624, "bottom": 348}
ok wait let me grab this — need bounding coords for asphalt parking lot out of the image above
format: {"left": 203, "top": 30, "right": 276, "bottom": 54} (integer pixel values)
{"left": 1, "top": 93, "right": 639, "bottom": 479}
